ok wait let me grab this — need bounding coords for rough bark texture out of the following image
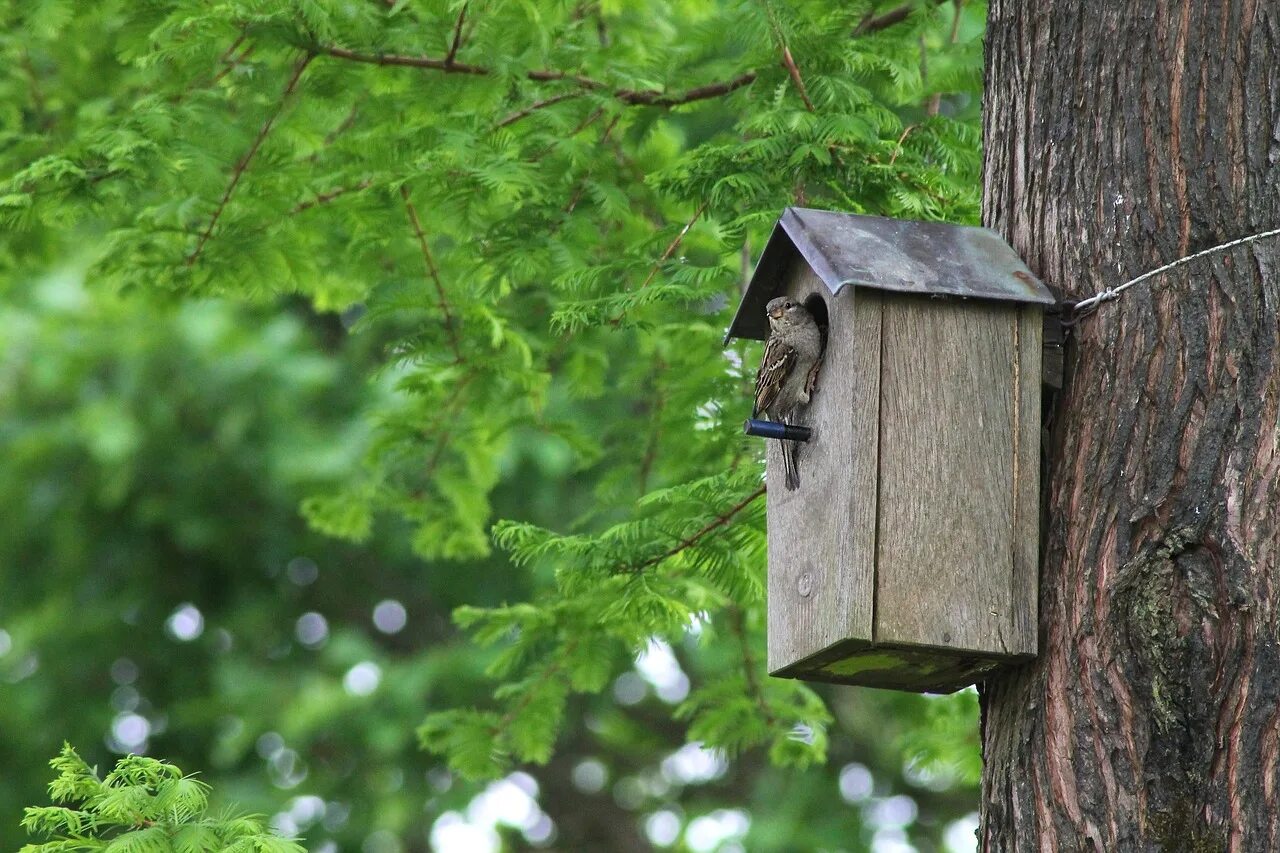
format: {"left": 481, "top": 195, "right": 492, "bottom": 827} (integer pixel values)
{"left": 980, "top": 3, "right": 1280, "bottom": 851}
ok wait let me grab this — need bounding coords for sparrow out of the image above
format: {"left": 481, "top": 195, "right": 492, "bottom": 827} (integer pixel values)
{"left": 753, "top": 296, "right": 823, "bottom": 490}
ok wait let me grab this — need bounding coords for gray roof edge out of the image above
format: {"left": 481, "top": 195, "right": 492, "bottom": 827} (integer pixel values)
{"left": 723, "top": 218, "right": 795, "bottom": 343}
{"left": 781, "top": 207, "right": 1056, "bottom": 306}
{"left": 779, "top": 207, "right": 843, "bottom": 294}
{"left": 726, "top": 208, "right": 1055, "bottom": 344}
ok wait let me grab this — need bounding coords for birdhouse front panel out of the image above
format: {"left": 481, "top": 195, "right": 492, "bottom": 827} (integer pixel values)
{"left": 729, "top": 208, "right": 1051, "bottom": 694}
{"left": 763, "top": 260, "right": 877, "bottom": 672}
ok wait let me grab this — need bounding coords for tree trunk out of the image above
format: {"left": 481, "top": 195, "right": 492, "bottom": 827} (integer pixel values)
{"left": 979, "top": 3, "right": 1280, "bottom": 851}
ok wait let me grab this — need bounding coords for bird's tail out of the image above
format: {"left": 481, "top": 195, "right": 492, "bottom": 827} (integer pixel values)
{"left": 783, "top": 439, "right": 800, "bottom": 491}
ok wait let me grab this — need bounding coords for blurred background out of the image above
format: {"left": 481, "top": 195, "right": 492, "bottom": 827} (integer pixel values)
{"left": 1, "top": 1, "right": 986, "bottom": 850}
{"left": 0, "top": 272, "right": 980, "bottom": 852}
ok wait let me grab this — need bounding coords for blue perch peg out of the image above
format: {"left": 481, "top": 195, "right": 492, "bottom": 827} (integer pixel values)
{"left": 743, "top": 418, "right": 811, "bottom": 442}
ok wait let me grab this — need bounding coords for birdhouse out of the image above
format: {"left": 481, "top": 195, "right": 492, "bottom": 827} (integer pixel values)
{"left": 727, "top": 208, "right": 1054, "bottom": 693}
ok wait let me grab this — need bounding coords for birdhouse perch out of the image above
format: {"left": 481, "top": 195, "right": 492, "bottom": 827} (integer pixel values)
{"left": 728, "top": 208, "right": 1054, "bottom": 693}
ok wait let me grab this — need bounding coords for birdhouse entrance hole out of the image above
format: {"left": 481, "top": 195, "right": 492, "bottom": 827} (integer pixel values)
{"left": 803, "top": 293, "right": 829, "bottom": 344}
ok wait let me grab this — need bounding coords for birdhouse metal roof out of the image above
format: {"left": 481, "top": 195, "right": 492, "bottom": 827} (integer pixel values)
{"left": 726, "top": 207, "right": 1055, "bottom": 341}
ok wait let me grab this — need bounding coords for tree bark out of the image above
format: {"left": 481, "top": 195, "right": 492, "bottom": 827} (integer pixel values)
{"left": 980, "top": 3, "right": 1280, "bottom": 851}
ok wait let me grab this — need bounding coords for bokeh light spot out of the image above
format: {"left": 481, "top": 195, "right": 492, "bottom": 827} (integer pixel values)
{"left": 344, "top": 661, "right": 381, "bottom": 696}
{"left": 165, "top": 603, "right": 204, "bottom": 642}
{"left": 287, "top": 556, "right": 319, "bottom": 586}
{"left": 296, "top": 612, "right": 329, "bottom": 648}
{"left": 372, "top": 599, "right": 407, "bottom": 634}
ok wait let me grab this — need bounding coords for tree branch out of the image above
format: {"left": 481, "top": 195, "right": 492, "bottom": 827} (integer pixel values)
{"left": 624, "top": 485, "right": 766, "bottom": 574}
{"left": 492, "top": 637, "right": 580, "bottom": 735}
{"left": 211, "top": 38, "right": 254, "bottom": 86}
{"left": 187, "top": 53, "right": 313, "bottom": 266}
{"left": 562, "top": 114, "right": 620, "bottom": 214}
{"left": 495, "top": 91, "right": 586, "bottom": 128}
{"left": 400, "top": 186, "right": 464, "bottom": 364}
{"left": 608, "top": 198, "right": 710, "bottom": 327}
{"left": 779, "top": 46, "right": 816, "bottom": 112}
{"left": 289, "top": 179, "right": 372, "bottom": 215}
{"left": 316, "top": 44, "right": 754, "bottom": 108}
{"left": 756, "top": 1, "right": 814, "bottom": 111}
{"left": 444, "top": 3, "right": 468, "bottom": 66}
{"left": 638, "top": 199, "right": 709, "bottom": 290}
{"left": 316, "top": 43, "right": 490, "bottom": 74}
{"left": 422, "top": 370, "right": 477, "bottom": 480}
{"left": 853, "top": 0, "right": 948, "bottom": 35}
{"left": 614, "top": 73, "right": 757, "bottom": 106}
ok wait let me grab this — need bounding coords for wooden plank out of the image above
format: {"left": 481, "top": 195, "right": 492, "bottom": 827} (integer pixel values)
{"left": 835, "top": 289, "right": 881, "bottom": 649}
{"left": 874, "top": 295, "right": 1017, "bottom": 654}
{"left": 1011, "top": 306, "right": 1042, "bottom": 654}
{"left": 767, "top": 270, "right": 878, "bottom": 673}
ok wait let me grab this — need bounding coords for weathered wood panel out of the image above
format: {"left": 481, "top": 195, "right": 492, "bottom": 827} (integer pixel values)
{"left": 766, "top": 267, "right": 878, "bottom": 673}
{"left": 1011, "top": 306, "right": 1041, "bottom": 655}
{"left": 874, "top": 295, "right": 1018, "bottom": 652}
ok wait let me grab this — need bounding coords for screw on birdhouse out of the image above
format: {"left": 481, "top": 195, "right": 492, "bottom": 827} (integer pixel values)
{"left": 743, "top": 418, "right": 811, "bottom": 442}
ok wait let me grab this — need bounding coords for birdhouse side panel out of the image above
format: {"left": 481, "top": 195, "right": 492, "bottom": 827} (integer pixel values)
{"left": 1012, "top": 305, "right": 1041, "bottom": 655}
{"left": 873, "top": 295, "right": 1025, "bottom": 656}
{"left": 765, "top": 263, "right": 877, "bottom": 674}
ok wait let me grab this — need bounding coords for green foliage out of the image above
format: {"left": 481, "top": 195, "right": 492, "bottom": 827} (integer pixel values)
{"left": 21, "top": 745, "right": 303, "bottom": 853}
{"left": 2, "top": 0, "right": 990, "bottom": 848}
{"left": 899, "top": 690, "right": 983, "bottom": 787}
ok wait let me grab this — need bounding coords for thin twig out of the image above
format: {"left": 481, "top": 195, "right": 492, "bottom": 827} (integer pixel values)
{"left": 324, "top": 102, "right": 361, "bottom": 145}
{"left": 317, "top": 44, "right": 754, "bottom": 107}
{"left": 728, "top": 604, "right": 776, "bottom": 726}
{"left": 423, "top": 371, "right": 477, "bottom": 479}
{"left": 216, "top": 32, "right": 247, "bottom": 65}
{"left": 757, "top": 0, "right": 815, "bottom": 112}
{"left": 638, "top": 200, "right": 709, "bottom": 291}
{"left": 853, "top": 0, "right": 948, "bottom": 35}
{"left": 563, "top": 115, "right": 621, "bottom": 214}
{"left": 444, "top": 3, "right": 468, "bottom": 66}
{"left": 495, "top": 91, "right": 586, "bottom": 128}
{"left": 607, "top": 199, "right": 711, "bottom": 327}
{"left": 493, "top": 637, "right": 580, "bottom": 733}
{"left": 211, "top": 41, "right": 255, "bottom": 86}
{"left": 625, "top": 485, "right": 766, "bottom": 574}
{"left": 532, "top": 106, "right": 606, "bottom": 161}
{"left": 187, "top": 53, "right": 313, "bottom": 266}
{"left": 888, "top": 124, "right": 916, "bottom": 166}
{"left": 615, "top": 73, "right": 757, "bottom": 106}
{"left": 566, "top": 106, "right": 607, "bottom": 137}
{"left": 319, "top": 43, "right": 559, "bottom": 77}
{"left": 400, "top": 186, "right": 464, "bottom": 364}
{"left": 780, "top": 46, "right": 816, "bottom": 112}
{"left": 289, "top": 179, "right": 373, "bottom": 214}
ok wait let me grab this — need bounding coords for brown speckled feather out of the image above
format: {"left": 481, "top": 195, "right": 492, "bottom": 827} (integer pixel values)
{"left": 804, "top": 358, "right": 822, "bottom": 396}
{"left": 753, "top": 334, "right": 796, "bottom": 418}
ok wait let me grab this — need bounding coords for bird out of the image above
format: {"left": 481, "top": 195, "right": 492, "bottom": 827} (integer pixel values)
{"left": 753, "top": 295, "right": 824, "bottom": 490}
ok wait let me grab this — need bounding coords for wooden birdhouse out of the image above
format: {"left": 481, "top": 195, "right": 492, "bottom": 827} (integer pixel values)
{"left": 727, "top": 208, "right": 1054, "bottom": 693}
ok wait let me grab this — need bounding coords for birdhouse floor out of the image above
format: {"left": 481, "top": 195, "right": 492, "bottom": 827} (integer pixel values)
{"left": 770, "top": 638, "right": 1032, "bottom": 694}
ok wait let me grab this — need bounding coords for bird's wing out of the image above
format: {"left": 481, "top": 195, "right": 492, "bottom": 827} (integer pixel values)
{"left": 754, "top": 334, "right": 796, "bottom": 418}
{"left": 804, "top": 357, "right": 822, "bottom": 396}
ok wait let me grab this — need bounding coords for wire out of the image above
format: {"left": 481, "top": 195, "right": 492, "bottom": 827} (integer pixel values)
{"left": 1070, "top": 227, "right": 1280, "bottom": 319}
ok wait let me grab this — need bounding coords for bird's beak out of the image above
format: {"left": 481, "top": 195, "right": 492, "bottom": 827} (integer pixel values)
{"left": 768, "top": 307, "right": 784, "bottom": 320}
